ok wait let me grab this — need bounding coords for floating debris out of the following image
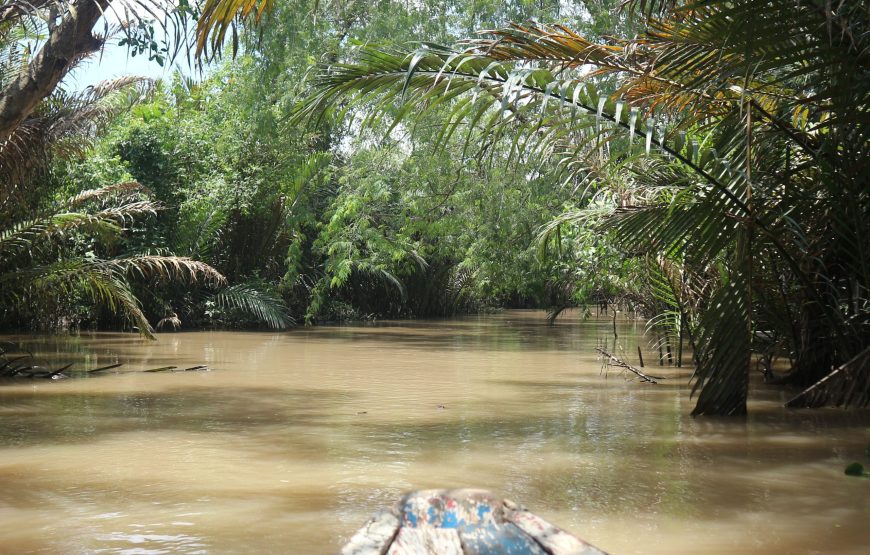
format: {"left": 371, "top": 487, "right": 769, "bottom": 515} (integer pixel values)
{"left": 1, "top": 341, "right": 210, "bottom": 383}
{"left": 144, "top": 366, "right": 178, "bottom": 373}
{"left": 182, "top": 365, "right": 209, "bottom": 372}
{"left": 88, "top": 363, "right": 123, "bottom": 374}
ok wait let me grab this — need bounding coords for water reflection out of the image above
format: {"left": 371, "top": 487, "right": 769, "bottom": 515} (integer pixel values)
{"left": 1, "top": 310, "right": 869, "bottom": 554}
{"left": 94, "top": 530, "right": 207, "bottom": 555}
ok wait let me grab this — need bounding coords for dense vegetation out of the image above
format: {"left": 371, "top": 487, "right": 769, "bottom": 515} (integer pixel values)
{"left": 1, "top": 1, "right": 868, "bottom": 415}
{"left": 2, "top": 0, "right": 633, "bottom": 330}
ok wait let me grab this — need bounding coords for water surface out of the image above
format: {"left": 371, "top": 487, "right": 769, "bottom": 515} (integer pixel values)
{"left": 1, "top": 311, "right": 869, "bottom": 554}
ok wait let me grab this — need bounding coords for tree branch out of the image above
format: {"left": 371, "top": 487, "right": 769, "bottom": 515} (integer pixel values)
{"left": 596, "top": 347, "right": 664, "bottom": 383}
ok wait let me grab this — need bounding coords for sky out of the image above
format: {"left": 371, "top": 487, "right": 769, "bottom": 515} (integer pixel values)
{"left": 67, "top": 41, "right": 176, "bottom": 91}
{"left": 64, "top": 1, "right": 201, "bottom": 91}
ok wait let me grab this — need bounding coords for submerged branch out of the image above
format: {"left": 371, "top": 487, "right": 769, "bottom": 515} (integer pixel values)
{"left": 595, "top": 347, "right": 664, "bottom": 384}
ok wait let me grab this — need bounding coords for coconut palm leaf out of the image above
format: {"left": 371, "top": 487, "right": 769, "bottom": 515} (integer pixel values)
{"left": 3, "top": 256, "right": 153, "bottom": 336}
{"left": 0, "top": 180, "right": 227, "bottom": 338}
{"left": 1, "top": 252, "right": 228, "bottom": 339}
{"left": 0, "top": 212, "right": 123, "bottom": 258}
{"left": 112, "top": 255, "right": 226, "bottom": 286}
{"left": 643, "top": 258, "right": 688, "bottom": 339}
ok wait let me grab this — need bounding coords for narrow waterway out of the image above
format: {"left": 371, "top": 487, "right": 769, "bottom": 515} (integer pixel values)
{"left": 1, "top": 310, "right": 868, "bottom": 554}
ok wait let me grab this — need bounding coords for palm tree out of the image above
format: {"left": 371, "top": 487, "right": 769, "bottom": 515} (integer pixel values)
{"left": 293, "top": 1, "right": 870, "bottom": 414}
{"left": 1, "top": 14, "right": 218, "bottom": 335}
{"left": 1, "top": 76, "right": 151, "bottom": 212}
{"left": 0, "top": 0, "right": 179, "bottom": 139}
{"left": 0, "top": 33, "right": 292, "bottom": 334}
{"left": 0, "top": 182, "right": 227, "bottom": 337}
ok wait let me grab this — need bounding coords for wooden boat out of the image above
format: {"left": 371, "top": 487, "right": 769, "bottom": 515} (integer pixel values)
{"left": 341, "top": 489, "right": 607, "bottom": 555}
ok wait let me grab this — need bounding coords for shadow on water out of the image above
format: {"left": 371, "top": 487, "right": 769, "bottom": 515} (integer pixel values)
{"left": 0, "top": 386, "right": 356, "bottom": 448}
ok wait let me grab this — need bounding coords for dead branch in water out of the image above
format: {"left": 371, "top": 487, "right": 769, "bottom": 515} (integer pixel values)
{"left": 786, "top": 346, "right": 870, "bottom": 408}
{"left": 596, "top": 347, "right": 664, "bottom": 384}
{"left": 88, "top": 363, "right": 123, "bottom": 373}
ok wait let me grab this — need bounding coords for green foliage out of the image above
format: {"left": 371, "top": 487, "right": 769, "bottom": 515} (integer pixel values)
{"left": 0, "top": 0, "right": 651, "bottom": 335}
{"left": 296, "top": 1, "right": 870, "bottom": 415}
{"left": 96, "top": 70, "right": 323, "bottom": 328}
{"left": 307, "top": 149, "right": 418, "bottom": 319}
{"left": 211, "top": 282, "right": 293, "bottom": 329}
{"left": 0, "top": 184, "right": 225, "bottom": 338}
{"left": 93, "top": 0, "right": 625, "bottom": 326}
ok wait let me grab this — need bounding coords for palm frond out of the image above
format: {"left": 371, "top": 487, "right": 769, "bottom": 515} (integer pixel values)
{"left": 156, "top": 312, "right": 182, "bottom": 330}
{"left": 1, "top": 76, "right": 153, "bottom": 186}
{"left": 114, "top": 255, "right": 226, "bottom": 286}
{"left": 624, "top": 0, "right": 680, "bottom": 17}
{"left": 0, "top": 212, "right": 122, "bottom": 259}
{"left": 2, "top": 256, "right": 155, "bottom": 338}
{"left": 195, "top": 0, "right": 274, "bottom": 59}
{"left": 212, "top": 281, "right": 293, "bottom": 329}
{"left": 690, "top": 272, "right": 753, "bottom": 416}
{"left": 65, "top": 181, "right": 152, "bottom": 207}
{"left": 297, "top": 2, "right": 869, "bottom": 414}
{"left": 0, "top": 183, "right": 159, "bottom": 259}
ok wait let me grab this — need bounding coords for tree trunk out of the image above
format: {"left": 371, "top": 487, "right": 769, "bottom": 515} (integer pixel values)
{"left": 784, "top": 303, "right": 835, "bottom": 387}
{"left": 0, "top": 0, "right": 108, "bottom": 142}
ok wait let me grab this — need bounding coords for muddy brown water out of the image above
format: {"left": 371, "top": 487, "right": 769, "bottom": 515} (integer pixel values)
{"left": 1, "top": 310, "right": 869, "bottom": 554}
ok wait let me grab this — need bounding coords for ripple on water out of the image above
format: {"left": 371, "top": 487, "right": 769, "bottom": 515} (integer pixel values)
{"left": 94, "top": 530, "right": 207, "bottom": 554}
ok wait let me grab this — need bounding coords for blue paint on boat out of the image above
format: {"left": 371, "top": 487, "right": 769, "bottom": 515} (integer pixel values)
{"left": 341, "top": 489, "right": 608, "bottom": 555}
{"left": 477, "top": 505, "right": 492, "bottom": 521}
{"left": 458, "top": 522, "right": 548, "bottom": 555}
{"left": 441, "top": 509, "right": 459, "bottom": 528}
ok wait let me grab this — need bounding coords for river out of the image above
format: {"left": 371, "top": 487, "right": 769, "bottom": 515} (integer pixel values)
{"left": 1, "top": 310, "right": 868, "bottom": 554}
